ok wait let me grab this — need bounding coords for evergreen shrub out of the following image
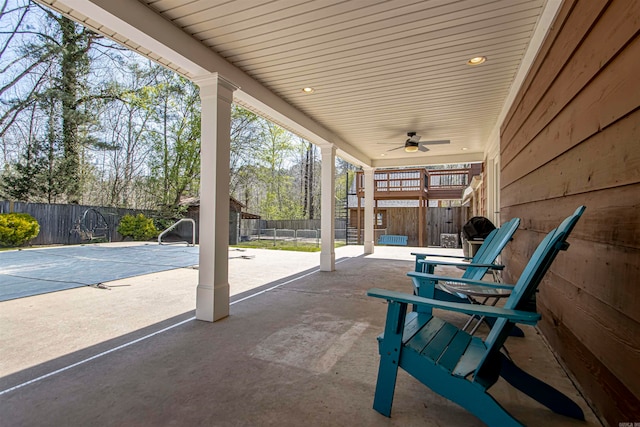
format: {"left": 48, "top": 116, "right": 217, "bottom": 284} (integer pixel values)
{"left": 0, "top": 213, "right": 40, "bottom": 247}
{"left": 117, "top": 213, "right": 158, "bottom": 241}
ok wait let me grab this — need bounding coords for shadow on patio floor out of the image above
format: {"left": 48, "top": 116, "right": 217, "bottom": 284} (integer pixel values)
{"left": 0, "top": 246, "right": 601, "bottom": 426}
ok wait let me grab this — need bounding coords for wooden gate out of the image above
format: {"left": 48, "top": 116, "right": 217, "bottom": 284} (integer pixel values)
{"left": 427, "top": 207, "right": 468, "bottom": 247}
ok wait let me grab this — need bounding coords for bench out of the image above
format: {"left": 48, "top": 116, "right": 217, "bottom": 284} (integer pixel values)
{"left": 377, "top": 235, "right": 408, "bottom": 246}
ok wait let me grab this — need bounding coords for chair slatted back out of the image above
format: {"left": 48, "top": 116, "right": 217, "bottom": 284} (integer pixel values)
{"left": 458, "top": 228, "right": 499, "bottom": 279}
{"left": 415, "top": 227, "right": 501, "bottom": 274}
{"left": 464, "top": 217, "right": 520, "bottom": 281}
{"left": 416, "top": 217, "right": 520, "bottom": 281}
{"left": 475, "top": 206, "right": 585, "bottom": 387}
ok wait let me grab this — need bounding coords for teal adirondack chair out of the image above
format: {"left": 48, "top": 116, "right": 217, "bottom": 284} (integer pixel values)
{"left": 410, "top": 217, "right": 520, "bottom": 306}
{"left": 413, "top": 216, "right": 519, "bottom": 287}
{"left": 411, "top": 217, "right": 521, "bottom": 334}
{"left": 368, "top": 206, "right": 586, "bottom": 426}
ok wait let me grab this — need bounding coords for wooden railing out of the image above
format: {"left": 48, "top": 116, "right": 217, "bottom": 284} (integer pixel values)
{"left": 427, "top": 169, "right": 471, "bottom": 188}
{"left": 426, "top": 168, "right": 472, "bottom": 199}
{"left": 356, "top": 168, "right": 427, "bottom": 199}
{"left": 355, "top": 165, "right": 481, "bottom": 200}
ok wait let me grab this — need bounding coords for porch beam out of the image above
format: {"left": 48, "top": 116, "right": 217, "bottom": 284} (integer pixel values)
{"left": 372, "top": 152, "right": 484, "bottom": 169}
{"left": 320, "top": 146, "right": 336, "bottom": 271}
{"left": 363, "top": 168, "right": 375, "bottom": 254}
{"left": 194, "top": 73, "right": 236, "bottom": 322}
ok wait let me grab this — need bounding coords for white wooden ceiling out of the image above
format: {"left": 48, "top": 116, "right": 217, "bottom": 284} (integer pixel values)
{"left": 38, "top": 0, "right": 553, "bottom": 167}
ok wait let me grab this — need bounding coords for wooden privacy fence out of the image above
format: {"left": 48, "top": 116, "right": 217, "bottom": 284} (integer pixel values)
{"left": 1, "top": 201, "right": 351, "bottom": 246}
{"left": 0, "top": 200, "right": 154, "bottom": 246}
{"left": 427, "top": 207, "right": 468, "bottom": 247}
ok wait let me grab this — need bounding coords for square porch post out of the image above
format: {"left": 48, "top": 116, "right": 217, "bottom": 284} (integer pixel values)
{"left": 194, "top": 73, "right": 236, "bottom": 322}
{"left": 363, "top": 168, "right": 375, "bottom": 254}
{"left": 320, "top": 145, "right": 335, "bottom": 271}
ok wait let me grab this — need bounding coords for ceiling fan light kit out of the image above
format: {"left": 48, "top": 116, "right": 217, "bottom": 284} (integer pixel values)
{"left": 404, "top": 142, "right": 420, "bottom": 153}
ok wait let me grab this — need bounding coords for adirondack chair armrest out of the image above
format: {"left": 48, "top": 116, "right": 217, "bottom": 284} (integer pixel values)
{"left": 411, "top": 252, "right": 473, "bottom": 260}
{"left": 408, "top": 271, "right": 514, "bottom": 289}
{"left": 417, "top": 259, "right": 505, "bottom": 270}
{"left": 367, "top": 288, "right": 540, "bottom": 325}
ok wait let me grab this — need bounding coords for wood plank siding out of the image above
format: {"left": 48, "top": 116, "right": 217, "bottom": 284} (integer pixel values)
{"left": 349, "top": 207, "right": 427, "bottom": 247}
{"left": 499, "top": 0, "right": 640, "bottom": 424}
{"left": 427, "top": 207, "right": 468, "bottom": 247}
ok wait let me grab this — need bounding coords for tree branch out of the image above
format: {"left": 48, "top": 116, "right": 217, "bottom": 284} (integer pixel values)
{"left": 0, "top": 2, "right": 28, "bottom": 58}
{"left": 0, "top": 51, "right": 54, "bottom": 97}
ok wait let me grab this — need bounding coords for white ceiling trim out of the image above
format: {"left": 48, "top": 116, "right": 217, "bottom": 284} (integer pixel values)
{"left": 56, "top": 0, "right": 210, "bottom": 75}
{"left": 372, "top": 152, "right": 485, "bottom": 169}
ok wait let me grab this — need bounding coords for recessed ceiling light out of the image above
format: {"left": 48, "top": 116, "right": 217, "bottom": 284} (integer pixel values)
{"left": 380, "top": 153, "right": 387, "bottom": 157}
{"left": 467, "top": 56, "right": 487, "bottom": 66}
{"left": 301, "top": 87, "right": 315, "bottom": 94}
{"left": 461, "top": 147, "right": 469, "bottom": 151}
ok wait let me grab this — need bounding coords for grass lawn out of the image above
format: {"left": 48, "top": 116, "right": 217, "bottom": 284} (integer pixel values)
{"left": 231, "top": 239, "right": 346, "bottom": 252}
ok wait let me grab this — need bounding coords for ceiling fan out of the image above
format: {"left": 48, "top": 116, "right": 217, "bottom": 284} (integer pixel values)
{"left": 381, "top": 132, "right": 450, "bottom": 153}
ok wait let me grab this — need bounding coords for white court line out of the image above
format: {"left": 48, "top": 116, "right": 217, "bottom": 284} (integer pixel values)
{"left": 0, "top": 257, "right": 352, "bottom": 396}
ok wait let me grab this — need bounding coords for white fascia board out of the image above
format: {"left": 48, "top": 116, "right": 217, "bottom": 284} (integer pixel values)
{"left": 56, "top": 0, "right": 371, "bottom": 168}
{"left": 372, "top": 152, "right": 484, "bottom": 168}
{"left": 58, "top": 0, "right": 210, "bottom": 75}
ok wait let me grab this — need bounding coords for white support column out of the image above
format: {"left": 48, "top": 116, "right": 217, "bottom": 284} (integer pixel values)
{"left": 320, "top": 145, "right": 336, "bottom": 271}
{"left": 363, "top": 167, "right": 375, "bottom": 254}
{"left": 193, "top": 73, "right": 237, "bottom": 322}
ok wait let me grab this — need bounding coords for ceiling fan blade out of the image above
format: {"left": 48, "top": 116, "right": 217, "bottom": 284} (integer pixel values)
{"left": 418, "top": 145, "right": 430, "bottom": 152}
{"left": 386, "top": 145, "right": 405, "bottom": 152}
{"left": 379, "top": 118, "right": 425, "bottom": 137}
{"left": 421, "top": 139, "right": 450, "bottom": 145}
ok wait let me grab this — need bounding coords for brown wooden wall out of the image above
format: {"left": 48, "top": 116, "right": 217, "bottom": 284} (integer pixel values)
{"left": 349, "top": 207, "right": 468, "bottom": 247}
{"left": 350, "top": 207, "right": 426, "bottom": 246}
{"left": 427, "top": 207, "right": 468, "bottom": 247}
{"left": 385, "top": 207, "right": 422, "bottom": 246}
{"left": 499, "top": 1, "right": 640, "bottom": 424}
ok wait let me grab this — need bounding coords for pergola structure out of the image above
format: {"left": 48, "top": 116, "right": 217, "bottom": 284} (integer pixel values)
{"left": 29, "top": 1, "right": 640, "bottom": 423}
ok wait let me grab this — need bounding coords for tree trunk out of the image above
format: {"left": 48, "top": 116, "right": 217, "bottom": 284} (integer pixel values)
{"left": 60, "top": 16, "right": 81, "bottom": 203}
{"left": 303, "top": 142, "right": 310, "bottom": 217}
{"left": 308, "top": 143, "right": 315, "bottom": 219}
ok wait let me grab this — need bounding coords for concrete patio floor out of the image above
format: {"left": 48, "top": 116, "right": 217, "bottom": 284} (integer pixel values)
{"left": 0, "top": 245, "right": 602, "bottom": 426}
